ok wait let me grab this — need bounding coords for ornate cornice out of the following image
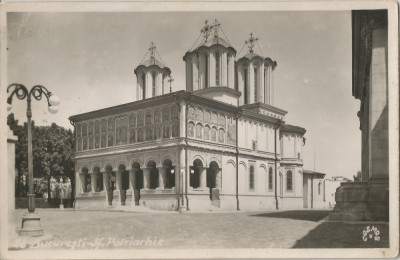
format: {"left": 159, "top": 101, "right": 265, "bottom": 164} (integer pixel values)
{"left": 69, "top": 91, "right": 189, "bottom": 122}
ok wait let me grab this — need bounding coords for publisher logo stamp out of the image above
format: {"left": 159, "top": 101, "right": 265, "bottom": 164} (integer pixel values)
{"left": 362, "top": 226, "right": 380, "bottom": 242}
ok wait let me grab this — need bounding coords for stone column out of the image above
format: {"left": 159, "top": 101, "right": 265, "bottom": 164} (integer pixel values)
{"left": 90, "top": 172, "right": 98, "bottom": 192}
{"left": 199, "top": 167, "right": 207, "bottom": 189}
{"left": 116, "top": 170, "right": 123, "bottom": 191}
{"left": 145, "top": 71, "right": 151, "bottom": 98}
{"left": 260, "top": 64, "right": 265, "bottom": 103}
{"left": 209, "top": 51, "right": 216, "bottom": 87}
{"left": 229, "top": 53, "right": 235, "bottom": 89}
{"left": 198, "top": 54, "right": 204, "bottom": 89}
{"left": 143, "top": 168, "right": 150, "bottom": 190}
{"left": 129, "top": 169, "right": 137, "bottom": 190}
{"left": 158, "top": 167, "right": 166, "bottom": 189}
{"left": 103, "top": 172, "right": 110, "bottom": 191}
{"left": 215, "top": 168, "right": 222, "bottom": 189}
{"left": 103, "top": 171, "right": 111, "bottom": 205}
{"left": 192, "top": 55, "right": 199, "bottom": 91}
{"left": 157, "top": 72, "right": 163, "bottom": 96}
{"left": 221, "top": 52, "right": 227, "bottom": 87}
{"left": 79, "top": 173, "right": 86, "bottom": 193}
{"left": 249, "top": 62, "right": 255, "bottom": 103}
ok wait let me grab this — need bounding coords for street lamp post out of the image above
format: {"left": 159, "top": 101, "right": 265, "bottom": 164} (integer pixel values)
{"left": 7, "top": 83, "right": 60, "bottom": 237}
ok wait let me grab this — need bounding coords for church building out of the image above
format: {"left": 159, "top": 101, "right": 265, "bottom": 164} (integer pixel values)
{"left": 69, "top": 20, "right": 308, "bottom": 211}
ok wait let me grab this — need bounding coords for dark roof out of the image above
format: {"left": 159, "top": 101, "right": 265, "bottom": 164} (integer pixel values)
{"left": 280, "top": 123, "right": 306, "bottom": 135}
{"left": 243, "top": 52, "right": 263, "bottom": 60}
{"left": 140, "top": 57, "right": 164, "bottom": 67}
{"left": 183, "top": 36, "right": 237, "bottom": 60}
{"left": 303, "top": 170, "right": 326, "bottom": 179}
{"left": 134, "top": 57, "right": 171, "bottom": 75}
{"left": 200, "top": 36, "right": 231, "bottom": 49}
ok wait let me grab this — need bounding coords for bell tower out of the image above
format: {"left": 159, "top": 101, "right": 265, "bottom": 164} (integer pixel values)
{"left": 134, "top": 42, "right": 172, "bottom": 101}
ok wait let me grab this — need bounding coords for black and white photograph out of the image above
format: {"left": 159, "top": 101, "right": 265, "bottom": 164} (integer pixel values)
{"left": 0, "top": 1, "right": 398, "bottom": 259}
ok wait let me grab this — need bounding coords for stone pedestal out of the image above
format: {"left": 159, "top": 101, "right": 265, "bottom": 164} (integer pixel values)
{"left": 329, "top": 180, "right": 388, "bottom": 221}
{"left": 19, "top": 212, "right": 44, "bottom": 237}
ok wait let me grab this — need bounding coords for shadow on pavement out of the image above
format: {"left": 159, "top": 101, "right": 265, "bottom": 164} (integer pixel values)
{"left": 250, "top": 210, "right": 331, "bottom": 222}
{"left": 292, "top": 222, "right": 389, "bottom": 248}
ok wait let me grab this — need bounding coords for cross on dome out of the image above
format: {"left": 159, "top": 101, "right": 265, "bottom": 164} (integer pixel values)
{"left": 212, "top": 19, "right": 221, "bottom": 38}
{"left": 149, "top": 41, "right": 156, "bottom": 58}
{"left": 245, "top": 33, "right": 258, "bottom": 53}
{"left": 200, "top": 20, "right": 213, "bottom": 41}
{"left": 167, "top": 76, "right": 174, "bottom": 93}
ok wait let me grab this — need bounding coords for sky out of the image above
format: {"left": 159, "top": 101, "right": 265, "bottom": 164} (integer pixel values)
{"left": 6, "top": 11, "right": 361, "bottom": 179}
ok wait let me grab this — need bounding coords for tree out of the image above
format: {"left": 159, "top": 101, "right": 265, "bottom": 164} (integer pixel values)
{"left": 7, "top": 113, "right": 75, "bottom": 196}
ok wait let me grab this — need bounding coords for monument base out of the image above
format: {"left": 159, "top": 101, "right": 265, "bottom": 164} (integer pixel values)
{"left": 329, "top": 179, "right": 389, "bottom": 221}
{"left": 19, "top": 212, "right": 44, "bottom": 237}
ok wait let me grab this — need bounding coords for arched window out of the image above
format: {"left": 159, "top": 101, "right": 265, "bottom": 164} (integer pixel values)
{"left": 77, "top": 138, "right": 82, "bottom": 151}
{"left": 154, "top": 110, "right": 161, "bottom": 123}
{"left": 137, "top": 113, "right": 144, "bottom": 127}
{"left": 196, "top": 123, "right": 203, "bottom": 139}
{"left": 145, "top": 111, "right": 152, "bottom": 125}
{"left": 101, "top": 133, "right": 106, "bottom": 148}
{"left": 249, "top": 165, "right": 255, "bottom": 190}
{"left": 211, "top": 127, "right": 217, "bottom": 142}
{"left": 137, "top": 128, "right": 144, "bottom": 142}
{"left": 163, "top": 124, "right": 170, "bottom": 138}
{"left": 142, "top": 73, "right": 146, "bottom": 99}
{"left": 254, "top": 66, "right": 259, "bottom": 102}
{"left": 318, "top": 182, "right": 321, "bottom": 195}
{"left": 204, "top": 125, "right": 210, "bottom": 140}
{"left": 94, "top": 121, "right": 100, "bottom": 149}
{"left": 162, "top": 107, "right": 170, "bottom": 122}
{"left": 188, "top": 122, "right": 194, "bottom": 138}
{"left": 268, "top": 167, "right": 273, "bottom": 190}
{"left": 172, "top": 121, "right": 179, "bottom": 137}
{"left": 244, "top": 67, "right": 248, "bottom": 104}
{"left": 88, "top": 122, "right": 94, "bottom": 149}
{"left": 218, "top": 129, "right": 225, "bottom": 143}
{"left": 286, "top": 170, "right": 293, "bottom": 191}
{"left": 215, "top": 52, "right": 220, "bottom": 86}
{"left": 154, "top": 124, "right": 162, "bottom": 139}
{"left": 129, "top": 129, "right": 136, "bottom": 143}
{"left": 82, "top": 137, "right": 87, "bottom": 150}
{"left": 100, "top": 120, "right": 107, "bottom": 148}
{"left": 152, "top": 72, "right": 156, "bottom": 97}
{"left": 146, "top": 127, "right": 153, "bottom": 141}
{"left": 107, "top": 118, "right": 114, "bottom": 147}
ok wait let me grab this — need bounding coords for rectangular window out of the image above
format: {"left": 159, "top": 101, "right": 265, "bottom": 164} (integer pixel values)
{"left": 249, "top": 165, "right": 255, "bottom": 191}
{"left": 286, "top": 171, "right": 293, "bottom": 191}
{"left": 252, "top": 140, "right": 257, "bottom": 151}
{"left": 268, "top": 167, "right": 273, "bottom": 190}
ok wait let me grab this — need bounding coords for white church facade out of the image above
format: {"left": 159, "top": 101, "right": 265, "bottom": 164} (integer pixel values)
{"left": 69, "top": 20, "right": 310, "bottom": 211}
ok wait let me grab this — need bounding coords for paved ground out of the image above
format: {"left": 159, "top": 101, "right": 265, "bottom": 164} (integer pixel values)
{"left": 10, "top": 209, "right": 389, "bottom": 250}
